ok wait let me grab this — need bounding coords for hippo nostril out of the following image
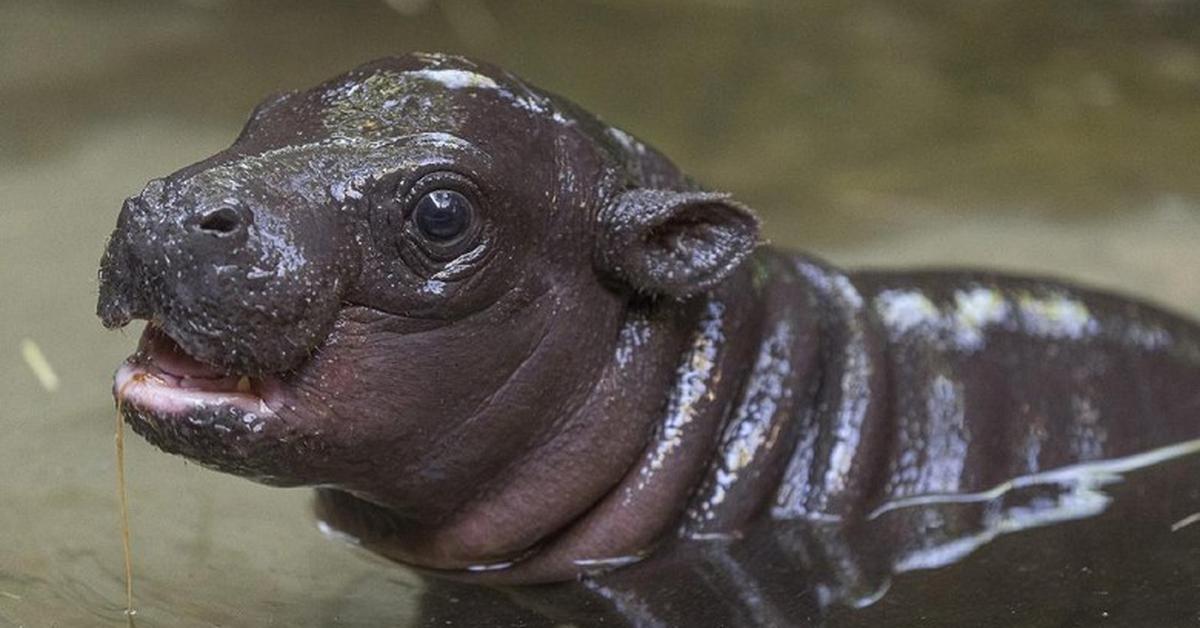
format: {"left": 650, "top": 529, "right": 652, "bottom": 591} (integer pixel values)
{"left": 197, "top": 206, "right": 245, "bottom": 235}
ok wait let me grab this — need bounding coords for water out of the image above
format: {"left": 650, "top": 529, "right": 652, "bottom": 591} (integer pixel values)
{"left": 1, "top": 1, "right": 1199, "bottom": 626}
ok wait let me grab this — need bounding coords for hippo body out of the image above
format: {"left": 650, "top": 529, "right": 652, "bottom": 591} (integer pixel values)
{"left": 97, "top": 54, "right": 1200, "bottom": 626}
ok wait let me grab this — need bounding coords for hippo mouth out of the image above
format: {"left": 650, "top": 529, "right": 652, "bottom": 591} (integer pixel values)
{"left": 115, "top": 324, "right": 280, "bottom": 417}
{"left": 113, "top": 324, "right": 310, "bottom": 482}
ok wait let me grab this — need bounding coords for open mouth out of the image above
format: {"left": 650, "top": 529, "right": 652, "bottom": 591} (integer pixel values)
{"left": 115, "top": 324, "right": 279, "bottom": 417}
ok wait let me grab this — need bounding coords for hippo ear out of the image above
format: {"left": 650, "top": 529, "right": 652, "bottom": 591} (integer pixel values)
{"left": 596, "top": 189, "right": 760, "bottom": 298}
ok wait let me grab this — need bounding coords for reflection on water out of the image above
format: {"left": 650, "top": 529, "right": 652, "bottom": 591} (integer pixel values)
{"left": 871, "top": 437, "right": 1200, "bottom": 587}
{"left": 498, "top": 445, "right": 1200, "bottom": 626}
{"left": 1, "top": 1, "right": 1198, "bottom": 626}
{"left": 817, "top": 455, "right": 1200, "bottom": 627}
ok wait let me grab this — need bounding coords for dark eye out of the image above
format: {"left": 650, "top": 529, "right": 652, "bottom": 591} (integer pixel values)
{"left": 413, "top": 189, "right": 473, "bottom": 242}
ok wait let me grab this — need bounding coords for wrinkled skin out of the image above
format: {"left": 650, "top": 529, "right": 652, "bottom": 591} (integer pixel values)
{"left": 98, "top": 54, "right": 1200, "bottom": 626}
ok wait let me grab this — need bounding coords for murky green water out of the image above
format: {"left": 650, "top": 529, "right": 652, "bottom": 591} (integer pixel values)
{"left": 2, "top": 1, "right": 1198, "bottom": 626}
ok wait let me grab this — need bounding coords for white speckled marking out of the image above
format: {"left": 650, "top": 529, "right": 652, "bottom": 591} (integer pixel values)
{"left": 918, "top": 374, "right": 969, "bottom": 494}
{"left": 873, "top": 286, "right": 1100, "bottom": 351}
{"left": 952, "top": 287, "right": 1012, "bottom": 349}
{"left": 693, "top": 321, "right": 794, "bottom": 522}
{"left": 775, "top": 261, "right": 872, "bottom": 519}
{"left": 614, "top": 317, "right": 652, "bottom": 368}
{"left": 629, "top": 300, "right": 725, "bottom": 501}
{"left": 875, "top": 290, "right": 939, "bottom": 334}
{"left": 407, "top": 68, "right": 499, "bottom": 90}
{"left": 1017, "top": 292, "right": 1099, "bottom": 339}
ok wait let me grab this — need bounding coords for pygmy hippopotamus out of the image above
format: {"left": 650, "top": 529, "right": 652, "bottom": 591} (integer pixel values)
{"left": 97, "top": 54, "right": 1200, "bottom": 627}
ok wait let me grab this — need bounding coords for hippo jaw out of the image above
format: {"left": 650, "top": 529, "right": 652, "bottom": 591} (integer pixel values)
{"left": 109, "top": 322, "right": 313, "bottom": 484}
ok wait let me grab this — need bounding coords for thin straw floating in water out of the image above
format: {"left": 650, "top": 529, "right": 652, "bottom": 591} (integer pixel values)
{"left": 20, "top": 338, "right": 60, "bottom": 392}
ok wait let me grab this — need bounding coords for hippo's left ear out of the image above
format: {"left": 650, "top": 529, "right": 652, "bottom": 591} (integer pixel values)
{"left": 596, "top": 189, "right": 760, "bottom": 298}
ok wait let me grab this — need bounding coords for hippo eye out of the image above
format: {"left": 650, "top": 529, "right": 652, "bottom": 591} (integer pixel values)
{"left": 413, "top": 189, "right": 473, "bottom": 243}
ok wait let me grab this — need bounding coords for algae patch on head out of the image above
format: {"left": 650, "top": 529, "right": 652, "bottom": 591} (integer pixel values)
{"left": 320, "top": 65, "right": 547, "bottom": 140}
{"left": 321, "top": 71, "right": 458, "bottom": 139}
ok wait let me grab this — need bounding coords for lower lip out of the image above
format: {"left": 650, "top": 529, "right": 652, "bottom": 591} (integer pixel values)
{"left": 114, "top": 362, "right": 274, "bottom": 416}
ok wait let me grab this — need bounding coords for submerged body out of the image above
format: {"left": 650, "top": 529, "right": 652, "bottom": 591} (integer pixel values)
{"left": 323, "top": 251, "right": 1200, "bottom": 625}
{"left": 97, "top": 54, "right": 1200, "bottom": 626}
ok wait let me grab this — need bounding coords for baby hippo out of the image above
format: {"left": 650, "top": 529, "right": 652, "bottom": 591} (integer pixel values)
{"left": 98, "top": 54, "right": 1200, "bottom": 627}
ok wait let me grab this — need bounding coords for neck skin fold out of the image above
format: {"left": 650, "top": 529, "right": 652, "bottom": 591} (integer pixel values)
{"left": 314, "top": 259, "right": 827, "bottom": 585}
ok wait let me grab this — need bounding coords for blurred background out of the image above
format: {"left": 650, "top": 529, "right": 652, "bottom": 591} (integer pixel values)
{"left": 1, "top": 1, "right": 1198, "bottom": 626}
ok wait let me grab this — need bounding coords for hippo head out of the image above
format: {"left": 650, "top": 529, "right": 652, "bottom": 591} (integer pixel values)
{"left": 98, "top": 54, "right": 758, "bottom": 567}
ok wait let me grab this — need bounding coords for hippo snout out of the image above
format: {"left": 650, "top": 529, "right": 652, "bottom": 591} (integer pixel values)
{"left": 97, "top": 197, "right": 153, "bottom": 329}
{"left": 97, "top": 175, "right": 358, "bottom": 376}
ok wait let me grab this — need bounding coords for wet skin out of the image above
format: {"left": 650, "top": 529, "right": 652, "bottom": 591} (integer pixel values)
{"left": 97, "top": 54, "right": 1200, "bottom": 626}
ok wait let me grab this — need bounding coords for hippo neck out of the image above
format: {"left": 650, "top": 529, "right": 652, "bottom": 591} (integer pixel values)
{"left": 482, "top": 266, "right": 775, "bottom": 582}
{"left": 314, "top": 250, "right": 844, "bottom": 585}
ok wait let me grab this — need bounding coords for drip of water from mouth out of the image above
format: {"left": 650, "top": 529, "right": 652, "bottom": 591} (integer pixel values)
{"left": 116, "top": 377, "right": 140, "bottom": 626}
